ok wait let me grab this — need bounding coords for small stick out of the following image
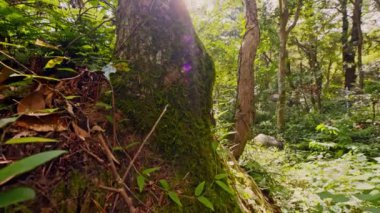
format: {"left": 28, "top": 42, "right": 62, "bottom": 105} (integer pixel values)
{"left": 97, "top": 134, "right": 136, "bottom": 213}
{"left": 122, "top": 105, "right": 168, "bottom": 181}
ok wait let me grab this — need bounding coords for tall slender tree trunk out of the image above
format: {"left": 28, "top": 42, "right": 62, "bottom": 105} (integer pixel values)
{"left": 113, "top": 0, "right": 240, "bottom": 210}
{"left": 341, "top": 0, "right": 357, "bottom": 90}
{"left": 277, "top": 20, "right": 287, "bottom": 130}
{"left": 232, "top": 0, "right": 260, "bottom": 159}
{"left": 276, "top": 0, "right": 302, "bottom": 131}
{"left": 354, "top": 0, "right": 364, "bottom": 89}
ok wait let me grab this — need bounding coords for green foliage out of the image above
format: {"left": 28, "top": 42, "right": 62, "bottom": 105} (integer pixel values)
{"left": 197, "top": 196, "right": 215, "bottom": 211}
{"left": 4, "top": 137, "right": 57, "bottom": 144}
{"left": 0, "top": 150, "right": 66, "bottom": 207}
{"left": 0, "top": 187, "right": 36, "bottom": 208}
{"left": 168, "top": 191, "right": 182, "bottom": 207}
{"left": 136, "top": 167, "right": 160, "bottom": 193}
{"left": 0, "top": 150, "right": 67, "bottom": 185}
{"left": 194, "top": 181, "right": 206, "bottom": 197}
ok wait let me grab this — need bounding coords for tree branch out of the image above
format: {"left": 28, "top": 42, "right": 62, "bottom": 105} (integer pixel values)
{"left": 286, "top": 0, "right": 303, "bottom": 34}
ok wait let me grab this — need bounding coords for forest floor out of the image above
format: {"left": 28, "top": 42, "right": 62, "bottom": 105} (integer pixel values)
{"left": 240, "top": 144, "right": 380, "bottom": 212}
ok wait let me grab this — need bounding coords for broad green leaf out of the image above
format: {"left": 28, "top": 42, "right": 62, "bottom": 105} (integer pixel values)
{"left": 0, "top": 150, "right": 67, "bottom": 185}
{"left": 0, "top": 117, "right": 18, "bottom": 129}
{"left": 194, "top": 181, "right": 205, "bottom": 197}
{"left": 142, "top": 167, "right": 160, "bottom": 176}
{"left": 168, "top": 191, "right": 182, "bottom": 207}
{"left": 137, "top": 175, "right": 145, "bottom": 193}
{"left": 5, "top": 137, "right": 57, "bottom": 144}
{"left": 214, "top": 173, "right": 228, "bottom": 180}
{"left": 317, "top": 191, "right": 349, "bottom": 203}
{"left": 0, "top": 187, "right": 35, "bottom": 208}
{"left": 215, "top": 180, "right": 233, "bottom": 194}
{"left": 197, "top": 196, "right": 214, "bottom": 211}
{"left": 159, "top": 179, "right": 170, "bottom": 191}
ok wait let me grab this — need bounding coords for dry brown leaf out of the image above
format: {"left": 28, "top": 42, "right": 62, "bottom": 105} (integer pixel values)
{"left": 0, "top": 66, "right": 12, "bottom": 84}
{"left": 91, "top": 125, "right": 105, "bottom": 133}
{"left": 72, "top": 122, "right": 90, "bottom": 141}
{"left": 17, "top": 91, "right": 46, "bottom": 114}
{"left": 66, "top": 101, "right": 74, "bottom": 116}
{"left": 14, "top": 114, "right": 68, "bottom": 132}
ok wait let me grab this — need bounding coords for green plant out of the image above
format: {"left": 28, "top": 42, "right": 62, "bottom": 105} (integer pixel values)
{"left": 0, "top": 150, "right": 67, "bottom": 207}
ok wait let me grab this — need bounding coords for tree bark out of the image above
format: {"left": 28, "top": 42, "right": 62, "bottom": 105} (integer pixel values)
{"left": 341, "top": 0, "right": 356, "bottom": 90}
{"left": 113, "top": 0, "right": 240, "bottom": 211}
{"left": 276, "top": 0, "right": 302, "bottom": 131}
{"left": 231, "top": 0, "right": 260, "bottom": 159}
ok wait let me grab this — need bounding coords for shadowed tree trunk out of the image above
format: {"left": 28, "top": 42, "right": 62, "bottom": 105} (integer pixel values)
{"left": 276, "top": 0, "right": 302, "bottom": 131}
{"left": 113, "top": 0, "right": 240, "bottom": 211}
{"left": 231, "top": 0, "right": 260, "bottom": 159}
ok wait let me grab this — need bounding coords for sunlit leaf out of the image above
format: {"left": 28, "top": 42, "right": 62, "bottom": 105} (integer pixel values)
{"left": 5, "top": 137, "right": 57, "bottom": 144}
{"left": 0, "top": 187, "right": 35, "bottom": 208}
{"left": 44, "top": 57, "right": 66, "bottom": 69}
{"left": 35, "top": 39, "right": 59, "bottom": 50}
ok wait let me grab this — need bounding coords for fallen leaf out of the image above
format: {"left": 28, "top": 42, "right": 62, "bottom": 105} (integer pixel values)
{"left": 91, "top": 125, "right": 105, "bottom": 133}
{"left": 72, "top": 122, "right": 90, "bottom": 141}
{"left": 0, "top": 67, "right": 12, "bottom": 84}
{"left": 14, "top": 115, "right": 68, "bottom": 132}
{"left": 17, "top": 91, "right": 46, "bottom": 114}
{"left": 66, "top": 101, "right": 74, "bottom": 116}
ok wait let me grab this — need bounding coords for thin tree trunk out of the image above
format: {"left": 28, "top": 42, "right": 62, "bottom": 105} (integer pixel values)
{"left": 355, "top": 0, "right": 364, "bottom": 89}
{"left": 276, "top": 0, "right": 302, "bottom": 131}
{"left": 232, "top": 0, "right": 260, "bottom": 159}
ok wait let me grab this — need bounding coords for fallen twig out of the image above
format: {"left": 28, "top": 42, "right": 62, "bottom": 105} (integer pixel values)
{"left": 97, "top": 134, "right": 136, "bottom": 213}
{"left": 122, "top": 105, "right": 168, "bottom": 181}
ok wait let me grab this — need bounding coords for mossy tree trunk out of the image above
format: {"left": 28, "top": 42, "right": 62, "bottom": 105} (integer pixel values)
{"left": 113, "top": 0, "right": 240, "bottom": 211}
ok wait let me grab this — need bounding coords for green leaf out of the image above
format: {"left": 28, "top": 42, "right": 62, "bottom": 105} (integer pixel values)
{"left": 197, "top": 196, "right": 214, "bottom": 211}
{"left": 20, "top": 74, "right": 60, "bottom": 81}
{"left": 64, "top": 95, "right": 80, "bottom": 100}
{"left": 0, "top": 187, "right": 36, "bottom": 208}
{"left": 194, "top": 181, "right": 205, "bottom": 197}
{"left": 0, "top": 41, "right": 24, "bottom": 48}
{"left": 159, "top": 179, "right": 170, "bottom": 191}
{"left": 5, "top": 137, "right": 57, "bottom": 144}
{"left": 214, "top": 173, "right": 228, "bottom": 180}
{"left": 0, "top": 117, "right": 18, "bottom": 129}
{"left": 142, "top": 167, "right": 160, "bottom": 176}
{"left": 0, "top": 150, "right": 67, "bottom": 185}
{"left": 168, "top": 191, "right": 182, "bottom": 207}
{"left": 137, "top": 175, "right": 145, "bottom": 193}
{"left": 215, "top": 180, "right": 233, "bottom": 194}
{"left": 317, "top": 191, "right": 349, "bottom": 203}
{"left": 44, "top": 57, "right": 65, "bottom": 69}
